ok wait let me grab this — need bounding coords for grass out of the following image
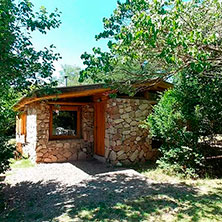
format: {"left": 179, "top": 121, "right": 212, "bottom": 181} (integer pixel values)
{"left": 56, "top": 163, "right": 222, "bottom": 222}
{"left": 1, "top": 160, "right": 222, "bottom": 222}
{"left": 136, "top": 163, "right": 222, "bottom": 222}
{"left": 9, "top": 158, "right": 35, "bottom": 169}
{"left": 3, "top": 158, "right": 35, "bottom": 177}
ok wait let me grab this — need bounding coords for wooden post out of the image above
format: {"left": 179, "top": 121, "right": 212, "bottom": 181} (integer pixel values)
{"left": 93, "top": 95, "right": 108, "bottom": 156}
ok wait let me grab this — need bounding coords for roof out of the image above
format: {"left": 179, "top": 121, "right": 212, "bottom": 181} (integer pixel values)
{"left": 47, "top": 83, "right": 105, "bottom": 93}
{"left": 14, "top": 80, "right": 172, "bottom": 110}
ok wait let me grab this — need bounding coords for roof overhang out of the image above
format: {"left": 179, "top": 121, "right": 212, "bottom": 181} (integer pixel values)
{"left": 14, "top": 80, "right": 173, "bottom": 111}
{"left": 14, "top": 84, "right": 110, "bottom": 111}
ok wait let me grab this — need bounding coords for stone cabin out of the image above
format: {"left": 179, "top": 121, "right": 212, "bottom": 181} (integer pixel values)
{"left": 14, "top": 81, "right": 171, "bottom": 165}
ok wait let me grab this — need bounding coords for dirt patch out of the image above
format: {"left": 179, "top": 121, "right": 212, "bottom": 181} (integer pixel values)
{"left": 0, "top": 160, "right": 199, "bottom": 222}
{"left": 0, "top": 160, "right": 150, "bottom": 221}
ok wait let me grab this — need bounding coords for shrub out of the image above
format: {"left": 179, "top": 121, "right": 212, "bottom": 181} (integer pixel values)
{"left": 0, "top": 137, "right": 14, "bottom": 174}
{"left": 144, "top": 73, "right": 222, "bottom": 177}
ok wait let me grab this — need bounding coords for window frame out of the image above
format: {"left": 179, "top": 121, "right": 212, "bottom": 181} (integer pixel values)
{"left": 49, "top": 105, "right": 81, "bottom": 140}
{"left": 16, "top": 113, "right": 27, "bottom": 136}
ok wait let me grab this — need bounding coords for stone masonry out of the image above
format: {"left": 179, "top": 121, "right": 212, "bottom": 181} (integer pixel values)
{"left": 18, "top": 102, "right": 94, "bottom": 163}
{"left": 16, "top": 104, "right": 37, "bottom": 161}
{"left": 16, "top": 98, "right": 158, "bottom": 165}
{"left": 105, "top": 98, "right": 158, "bottom": 165}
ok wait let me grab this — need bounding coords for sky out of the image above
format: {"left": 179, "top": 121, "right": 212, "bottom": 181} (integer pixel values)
{"left": 30, "top": 0, "right": 119, "bottom": 77}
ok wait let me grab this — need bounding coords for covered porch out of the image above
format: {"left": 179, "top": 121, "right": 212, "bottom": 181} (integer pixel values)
{"left": 15, "top": 84, "right": 111, "bottom": 163}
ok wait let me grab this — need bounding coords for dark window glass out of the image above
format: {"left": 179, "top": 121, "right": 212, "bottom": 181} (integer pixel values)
{"left": 52, "top": 110, "right": 77, "bottom": 136}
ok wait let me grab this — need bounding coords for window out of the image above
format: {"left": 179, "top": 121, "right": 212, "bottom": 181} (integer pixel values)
{"left": 49, "top": 106, "right": 81, "bottom": 140}
{"left": 16, "top": 113, "right": 27, "bottom": 136}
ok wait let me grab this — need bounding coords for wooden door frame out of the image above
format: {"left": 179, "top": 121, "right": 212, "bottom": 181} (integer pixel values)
{"left": 93, "top": 95, "right": 108, "bottom": 157}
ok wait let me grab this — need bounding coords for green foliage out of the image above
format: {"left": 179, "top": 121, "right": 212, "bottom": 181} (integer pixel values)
{"left": 144, "top": 73, "right": 222, "bottom": 177}
{"left": 0, "top": 137, "right": 14, "bottom": 173}
{"left": 81, "top": 0, "right": 222, "bottom": 90}
{"left": 0, "top": 0, "right": 61, "bottom": 93}
{"left": 0, "top": 89, "right": 21, "bottom": 137}
{"left": 10, "top": 158, "right": 34, "bottom": 169}
{"left": 0, "top": 0, "right": 61, "bottom": 174}
{"left": 80, "top": 0, "right": 222, "bottom": 176}
{"left": 0, "top": 91, "right": 18, "bottom": 174}
{"left": 57, "top": 65, "right": 82, "bottom": 86}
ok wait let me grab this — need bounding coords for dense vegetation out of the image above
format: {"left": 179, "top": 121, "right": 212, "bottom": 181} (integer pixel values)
{"left": 81, "top": 0, "right": 222, "bottom": 89}
{"left": 81, "top": 0, "right": 222, "bottom": 176}
{"left": 0, "top": 0, "right": 61, "bottom": 173}
{"left": 144, "top": 73, "right": 222, "bottom": 177}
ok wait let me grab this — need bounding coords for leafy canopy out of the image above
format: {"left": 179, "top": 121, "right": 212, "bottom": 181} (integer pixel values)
{"left": 81, "top": 0, "right": 222, "bottom": 90}
{"left": 0, "top": 0, "right": 61, "bottom": 96}
{"left": 0, "top": 0, "right": 61, "bottom": 173}
{"left": 144, "top": 72, "right": 222, "bottom": 177}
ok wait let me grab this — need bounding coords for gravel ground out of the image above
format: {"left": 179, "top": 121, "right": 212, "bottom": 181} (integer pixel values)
{"left": 4, "top": 159, "right": 145, "bottom": 186}
{"left": 5, "top": 162, "right": 91, "bottom": 186}
{"left": 0, "top": 160, "right": 218, "bottom": 222}
{"left": 1, "top": 160, "right": 158, "bottom": 221}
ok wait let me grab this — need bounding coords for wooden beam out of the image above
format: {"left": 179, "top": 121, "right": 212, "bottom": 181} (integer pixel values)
{"left": 14, "top": 88, "right": 110, "bottom": 110}
{"left": 47, "top": 102, "right": 92, "bottom": 106}
{"left": 148, "top": 101, "right": 157, "bottom": 105}
{"left": 93, "top": 94, "right": 109, "bottom": 102}
{"left": 134, "top": 80, "right": 173, "bottom": 90}
{"left": 94, "top": 100, "right": 106, "bottom": 156}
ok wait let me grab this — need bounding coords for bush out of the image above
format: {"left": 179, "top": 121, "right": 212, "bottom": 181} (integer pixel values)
{"left": 144, "top": 73, "right": 222, "bottom": 177}
{"left": 0, "top": 137, "right": 14, "bottom": 174}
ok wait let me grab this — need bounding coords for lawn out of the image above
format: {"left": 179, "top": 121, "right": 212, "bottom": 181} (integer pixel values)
{"left": 63, "top": 164, "right": 222, "bottom": 222}
{"left": 9, "top": 158, "right": 35, "bottom": 169}
{"left": 0, "top": 160, "right": 221, "bottom": 222}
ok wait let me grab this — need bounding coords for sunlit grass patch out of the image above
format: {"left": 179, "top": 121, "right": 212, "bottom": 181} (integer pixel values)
{"left": 1, "top": 160, "right": 222, "bottom": 222}
{"left": 9, "top": 158, "right": 35, "bottom": 169}
{"left": 66, "top": 164, "right": 222, "bottom": 222}
{"left": 68, "top": 187, "right": 222, "bottom": 222}
{"left": 130, "top": 161, "right": 183, "bottom": 183}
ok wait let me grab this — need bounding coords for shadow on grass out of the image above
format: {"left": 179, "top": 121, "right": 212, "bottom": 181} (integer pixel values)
{"left": 1, "top": 170, "right": 222, "bottom": 222}
{"left": 127, "top": 161, "right": 158, "bottom": 173}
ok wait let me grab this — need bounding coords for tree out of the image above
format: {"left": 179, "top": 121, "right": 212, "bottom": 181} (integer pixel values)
{"left": 80, "top": 0, "right": 222, "bottom": 176}
{"left": 57, "top": 64, "right": 94, "bottom": 86}
{"left": 80, "top": 0, "right": 222, "bottom": 91}
{"left": 0, "top": 0, "right": 61, "bottom": 93}
{"left": 142, "top": 72, "right": 222, "bottom": 177}
{"left": 0, "top": 0, "right": 61, "bottom": 173}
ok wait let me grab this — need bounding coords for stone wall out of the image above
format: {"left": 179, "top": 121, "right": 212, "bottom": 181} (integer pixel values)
{"left": 35, "top": 102, "right": 94, "bottom": 163}
{"left": 16, "top": 97, "right": 157, "bottom": 165}
{"left": 16, "top": 104, "right": 37, "bottom": 161}
{"left": 17, "top": 102, "right": 94, "bottom": 163}
{"left": 105, "top": 98, "right": 158, "bottom": 165}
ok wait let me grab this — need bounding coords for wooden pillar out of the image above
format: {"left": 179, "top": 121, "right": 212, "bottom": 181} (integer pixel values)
{"left": 93, "top": 95, "right": 108, "bottom": 156}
